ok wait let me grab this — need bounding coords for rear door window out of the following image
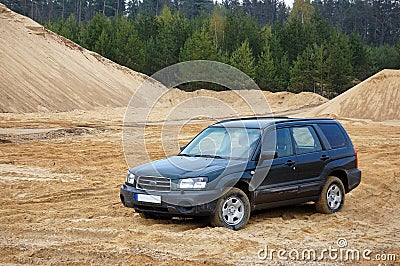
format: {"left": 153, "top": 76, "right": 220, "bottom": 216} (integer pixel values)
{"left": 275, "top": 128, "right": 293, "bottom": 158}
{"left": 291, "top": 126, "right": 322, "bottom": 154}
{"left": 318, "top": 123, "right": 347, "bottom": 149}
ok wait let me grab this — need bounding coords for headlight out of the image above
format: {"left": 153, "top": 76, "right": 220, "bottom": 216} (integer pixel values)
{"left": 126, "top": 171, "right": 136, "bottom": 185}
{"left": 178, "top": 177, "right": 208, "bottom": 189}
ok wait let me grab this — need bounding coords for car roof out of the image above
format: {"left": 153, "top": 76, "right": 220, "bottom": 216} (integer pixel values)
{"left": 211, "top": 116, "right": 335, "bottom": 129}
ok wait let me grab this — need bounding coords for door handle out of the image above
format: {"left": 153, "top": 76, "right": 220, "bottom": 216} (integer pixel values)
{"left": 320, "top": 155, "right": 330, "bottom": 161}
{"left": 285, "top": 160, "right": 295, "bottom": 166}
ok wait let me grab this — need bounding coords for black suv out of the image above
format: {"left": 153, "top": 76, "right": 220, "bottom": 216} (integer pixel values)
{"left": 120, "top": 117, "right": 361, "bottom": 230}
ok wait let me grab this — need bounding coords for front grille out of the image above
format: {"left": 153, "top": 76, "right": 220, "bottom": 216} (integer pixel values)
{"left": 136, "top": 176, "right": 171, "bottom": 192}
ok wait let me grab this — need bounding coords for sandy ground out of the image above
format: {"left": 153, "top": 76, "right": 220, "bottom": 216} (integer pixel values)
{"left": 0, "top": 109, "right": 399, "bottom": 265}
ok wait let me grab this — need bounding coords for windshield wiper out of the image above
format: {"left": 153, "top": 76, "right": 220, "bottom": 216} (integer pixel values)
{"left": 179, "top": 153, "right": 192, "bottom": 157}
{"left": 194, "top": 154, "right": 225, "bottom": 159}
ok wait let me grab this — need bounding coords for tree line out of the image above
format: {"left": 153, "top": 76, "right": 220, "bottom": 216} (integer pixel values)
{"left": 2, "top": 0, "right": 400, "bottom": 97}
{"left": 3, "top": 0, "right": 400, "bottom": 46}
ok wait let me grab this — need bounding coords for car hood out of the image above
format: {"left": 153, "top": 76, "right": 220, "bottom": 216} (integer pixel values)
{"left": 130, "top": 156, "right": 250, "bottom": 181}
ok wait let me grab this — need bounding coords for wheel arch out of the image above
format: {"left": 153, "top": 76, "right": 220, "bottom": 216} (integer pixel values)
{"left": 329, "top": 170, "right": 349, "bottom": 193}
{"left": 234, "top": 180, "right": 251, "bottom": 202}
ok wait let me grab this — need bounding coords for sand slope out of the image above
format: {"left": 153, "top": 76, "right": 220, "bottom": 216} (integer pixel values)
{"left": 310, "top": 69, "right": 400, "bottom": 121}
{"left": 0, "top": 4, "right": 155, "bottom": 113}
{"left": 159, "top": 89, "right": 326, "bottom": 110}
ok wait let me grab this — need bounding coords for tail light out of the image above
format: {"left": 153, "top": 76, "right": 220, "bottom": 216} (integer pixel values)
{"left": 354, "top": 147, "right": 358, "bottom": 168}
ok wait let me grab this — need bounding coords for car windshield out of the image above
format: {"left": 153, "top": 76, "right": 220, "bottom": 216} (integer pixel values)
{"left": 180, "top": 126, "right": 261, "bottom": 160}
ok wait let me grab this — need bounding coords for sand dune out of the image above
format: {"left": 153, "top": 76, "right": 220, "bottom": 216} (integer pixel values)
{"left": 158, "top": 89, "right": 327, "bottom": 111}
{"left": 310, "top": 69, "right": 400, "bottom": 121}
{"left": 0, "top": 4, "right": 155, "bottom": 113}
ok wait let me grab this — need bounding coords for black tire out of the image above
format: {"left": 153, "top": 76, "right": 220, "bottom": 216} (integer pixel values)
{"left": 316, "top": 176, "right": 345, "bottom": 214}
{"left": 210, "top": 188, "right": 250, "bottom": 230}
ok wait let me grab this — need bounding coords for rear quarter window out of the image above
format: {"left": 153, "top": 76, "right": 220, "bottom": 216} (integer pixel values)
{"left": 318, "top": 123, "right": 348, "bottom": 149}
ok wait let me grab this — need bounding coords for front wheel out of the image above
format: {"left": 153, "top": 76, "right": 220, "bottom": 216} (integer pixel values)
{"left": 316, "top": 176, "right": 345, "bottom": 213}
{"left": 210, "top": 188, "right": 250, "bottom": 230}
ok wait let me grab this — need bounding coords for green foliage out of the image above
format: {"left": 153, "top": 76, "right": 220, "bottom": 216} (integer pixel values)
{"left": 222, "top": 11, "right": 262, "bottom": 57}
{"left": 179, "top": 28, "right": 219, "bottom": 61}
{"left": 138, "top": 7, "right": 190, "bottom": 74}
{"left": 291, "top": 0, "right": 315, "bottom": 24}
{"left": 181, "top": 0, "right": 214, "bottom": 19}
{"left": 274, "top": 54, "right": 290, "bottom": 91}
{"left": 33, "top": 0, "right": 400, "bottom": 96}
{"left": 275, "top": 17, "right": 318, "bottom": 64}
{"left": 325, "top": 29, "right": 353, "bottom": 95}
{"left": 367, "top": 45, "right": 400, "bottom": 74}
{"left": 289, "top": 29, "right": 354, "bottom": 97}
{"left": 93, "top": 29, "right": 112, "bottom": 57}
{"left": 112, "top": 16, "right": 146, "bottom": 72}
{"left": 133, "top": 13, "right": 160, "bottom": 41}
{"left": 83, "top": 14, "right": 112, "bottom": 51}
{"left": 230, "top": 40, "right": 256, "bottom": 82}
{"left": 209, "top": 6, "right": 227, "bottom": 48}
{"left": 348, "top": 32, "right": 368, "bottom": 79}
{"left": 313, "top": 43, "right": 329, "bottom": 95}
{"left": 60, "top": 14, "right": 80, "bottom": 41}
{"left": 256, "top": 44, "right": 276, "bottom": 91}
{"left": 289, "top": 46, "right": 315, "bottom": 93}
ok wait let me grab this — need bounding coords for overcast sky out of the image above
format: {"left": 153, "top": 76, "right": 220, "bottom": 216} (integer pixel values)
{"left": 285, "top": 0, "right": 294, "bottom": 8}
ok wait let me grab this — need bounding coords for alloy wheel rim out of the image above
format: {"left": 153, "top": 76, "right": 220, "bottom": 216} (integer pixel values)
{"left": 222, "top": 196, "right": 245, "bottom": 226}
{"left": 326, "top": 184, "right": 342, "bottom": 210}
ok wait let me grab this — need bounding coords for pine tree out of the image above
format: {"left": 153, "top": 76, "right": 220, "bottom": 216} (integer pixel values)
{"left": 289, "top": 46, "right": 315, "bottom": 93}
{"left": 277, "top": 17, "right": 311, "bottom": 64}
{"left": 112, "top": 16, "right": 146, "bottom": 72}
{"left": 275, "top": 54, "right": 290, "bottom": 91}
{"left": 256, "top": 44, "right": 276, "bottom": 91}
{"left": 348, "top": 32, "right": 368, "bottom": 80}
{"left": 82, "top": 14, "right": 112, "bottom": 51}
{"left": 325, "top": 29, "right": 352, "bottom": 96}
{"left": 179, "top": 28, "right": 219, "bottom": 61}
{"left": 133, "top": 13, "right": 160, "bottom": 42}
{"left": 59, "top": 14, "right": 79, "bottom": 41}
{"left": 222, "top": 11, "right": 262, "bottom": 57}
{"left": 145, "top": 6, "right": 189, "bottom": 73}
{"left": 124, "top": 33, "right": 146, "bottom": 73}
{"left": 313, "top": 43, "right": 329, "bottom": 95}
{"left": 367, "top": 45, "right": 400, "bottom": 77}
{"left": 230, "top": 40, "right": 256, "bottom": 88}
{"left": 94, "top": 29, "right": 112, "bottom": 57}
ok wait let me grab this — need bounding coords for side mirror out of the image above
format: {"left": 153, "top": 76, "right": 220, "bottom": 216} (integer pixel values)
{"left": 260, "top": 150, "right": 277, "bottom": 161}
{"left": 180, "top": 145, "right": 186, "bottom": 152}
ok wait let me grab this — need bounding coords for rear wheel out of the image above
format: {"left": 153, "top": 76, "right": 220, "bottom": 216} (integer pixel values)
{"left": 316, "top": 176, "right": 345, "bottom": 213}
{"left": 210, "top": 188, "right": 250, "bottom": 230}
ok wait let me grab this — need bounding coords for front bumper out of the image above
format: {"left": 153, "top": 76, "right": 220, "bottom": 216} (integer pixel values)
{"left": 120, "top": 184, "right": 220, "bottom": 216}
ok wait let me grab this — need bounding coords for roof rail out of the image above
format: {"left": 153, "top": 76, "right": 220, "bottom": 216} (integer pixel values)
{"left": 215, "top": 116, "right": 291, "bottom": 124}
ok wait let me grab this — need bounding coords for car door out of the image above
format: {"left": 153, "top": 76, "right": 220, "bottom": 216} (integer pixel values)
{"left": 290, "top": 125, "right": 328, "bottom": 198}
{"left": 253, "top": 128, "right": 299, "bottom": 204}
